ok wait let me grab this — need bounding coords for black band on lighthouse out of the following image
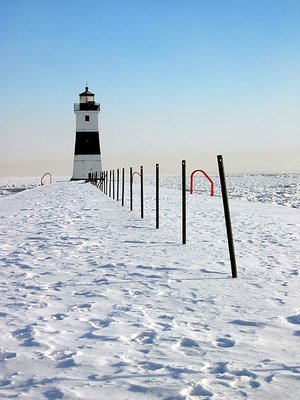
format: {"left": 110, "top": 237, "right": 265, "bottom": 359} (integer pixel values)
{"left": 74, "top": 132, "right": 101, "bottom": 155}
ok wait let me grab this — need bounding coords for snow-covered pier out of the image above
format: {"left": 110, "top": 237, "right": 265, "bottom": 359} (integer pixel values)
{"left": 0, "top": 180, "right": 299, "bottom": 399}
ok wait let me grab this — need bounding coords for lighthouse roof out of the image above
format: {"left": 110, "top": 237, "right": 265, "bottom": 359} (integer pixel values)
{"left": 79, "top": 87, "right": 95, "bottom": 96}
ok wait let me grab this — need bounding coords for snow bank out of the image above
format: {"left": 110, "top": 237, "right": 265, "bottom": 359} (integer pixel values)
{"left": 0, "top": 180, "right": 299, "bottom": 399}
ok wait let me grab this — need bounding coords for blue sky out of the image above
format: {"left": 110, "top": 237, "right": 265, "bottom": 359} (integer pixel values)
{"left": 1, "top": 0, "right": 299, "bottom": 176}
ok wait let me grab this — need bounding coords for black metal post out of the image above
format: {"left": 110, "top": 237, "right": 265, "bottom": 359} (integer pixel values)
{"left": 140, "top": 166, "right": 144, "bottom": 219}
{"left": 105, "top": 171, "right": 108, "bottom": 195}
{"left": 117, "top": 169, "right": 119, "bottom": 201}
{"left": 156, "top": 163, "right": 159, "bottom": 229}
{"left": 122, "top": 168, "right": 125, "bottom": 206}
{"left": 182, "top": 160, "right": 186, "bottom": 244}
{"left": 217, "top": 155, "right": 238, "bottom": 278}
{"left": 101, "top": 171, "right": 104, "bottom": 191}
{"left": 112, "top": 170, "right": 115, "bottom": 199}
{"left": 109, "top": 170, "right": 112, "bottom": 197}
{"left": 130, "top": 167, "right": 133, "bottom": 211}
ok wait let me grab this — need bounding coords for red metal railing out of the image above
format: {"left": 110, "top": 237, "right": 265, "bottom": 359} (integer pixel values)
{"left": 40, "top": 173, "right": 52, "bottom": 186}
{"left": 131, "top": 171, "right": 141, "bottom": 183}
{"left": 190, "top": 169, "right": 214, "bottom": 196}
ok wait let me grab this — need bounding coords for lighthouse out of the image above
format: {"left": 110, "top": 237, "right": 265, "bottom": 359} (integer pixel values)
{"left": 71, "top": 87, "right": 102, "bottom": 180}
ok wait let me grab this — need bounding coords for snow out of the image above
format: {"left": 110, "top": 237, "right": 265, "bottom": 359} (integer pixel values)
{"left": 0, "top": 178, "right": 299, "bottom": 399}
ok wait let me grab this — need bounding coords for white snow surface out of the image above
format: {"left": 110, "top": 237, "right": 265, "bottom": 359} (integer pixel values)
{"left": 0, "top": 180, "right": 299, "bottom": 399}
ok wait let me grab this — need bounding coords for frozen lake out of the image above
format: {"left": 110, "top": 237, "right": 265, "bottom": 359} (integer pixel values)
{"left": 1, "top": 173, "right": 299, "bottom": 208}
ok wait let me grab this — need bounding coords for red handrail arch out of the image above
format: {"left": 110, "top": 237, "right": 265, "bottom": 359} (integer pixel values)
{"left": 41, "top": 173, "right": 52, "bottom": 186}
{"left": 190, "top": 169, "right": 214, "bottom": 196}
{"left": 131, "top": 171, "right": 141, "bottom": 183}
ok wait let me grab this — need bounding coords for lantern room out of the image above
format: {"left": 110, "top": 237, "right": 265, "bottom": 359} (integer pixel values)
{"left": 75, "top": 87, "right": 100, "bottom": 111}
{"left": 80, "top": 87, "right": 94, "bottom": 103}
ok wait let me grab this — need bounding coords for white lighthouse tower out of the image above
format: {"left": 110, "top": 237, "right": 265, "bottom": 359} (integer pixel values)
{"left": 72, "top": 87, "right": 102, "bottom": 180}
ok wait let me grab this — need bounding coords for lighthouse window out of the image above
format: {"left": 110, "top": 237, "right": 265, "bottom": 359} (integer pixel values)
{"left": 85, "top": 115, "right": 90, "bottom": 121}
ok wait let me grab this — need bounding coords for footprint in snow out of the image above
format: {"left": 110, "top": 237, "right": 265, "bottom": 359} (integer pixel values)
{"left": 56, "top": 358, "right": 78, "bottom": 368}
{"left": 70, "top": 303, "right": 93, "bottom": 312}
{"left": 233, "top": 369, "right": 261, "bottom": 389}
{"left": 93, "top": 276, "right": 109, "bottom": 285}
{"left": 156, "top": 321, "right": 173, "bottom": 331}
{"left": 180, "top": 338, "right": 199, "bottom": 348}
{"left": 139, "top": 361, "right": 164, "bottom": 371}
{"left": 90, "top": 316, "right": 116, "bottom": 328}
{"left": 289, "top": 269, "right": 299, "bottom": 276}
{"left": 0, "top": 378, "right": 11, "bottom": 387}
{"left": 174, "top": 337, "right": 205, "bottom": 356}
{"left": 43, "top": 387, "right": 64, "bottom": 399}
{"left": 45, "top": 349, "right": 77, "bottom": 361}
{"left": 286, "top": 314, "right": 300, "bottom": 325}
{"left": 208, "top": 361, "right": 229, "bottom": 374}
{"left": 215, "top": 336, "right": 236, "bottom": 348}
{"left": 272, "top": 297, "right": 285, "bottom": 305}
{"left": 50, "top": 281, "right": 65, "bottom": 291}
{"left": 51, "top": 313, "right": 67, "bottom": 320}
{"left": 73, "top": 289, "right": 96, "bottom": 298}
{"left": 12, "top": 325, "right": 40, "bottom": 347}
{"left": 0, "top": 351, "right": 17, "bottom": 361}
{"left": 208, "top": 362, "right": 261, "bottom": 391}
{"left": 131, "top": 329, "right": 158, "bottom": 345}
{"left": 230, "top": 319, "right": 266, "bottom": 328}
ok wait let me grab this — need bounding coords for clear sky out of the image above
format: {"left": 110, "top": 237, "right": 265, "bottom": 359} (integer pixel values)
{"left": 1, "top": 0, "right": 299, "bottom": 176}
